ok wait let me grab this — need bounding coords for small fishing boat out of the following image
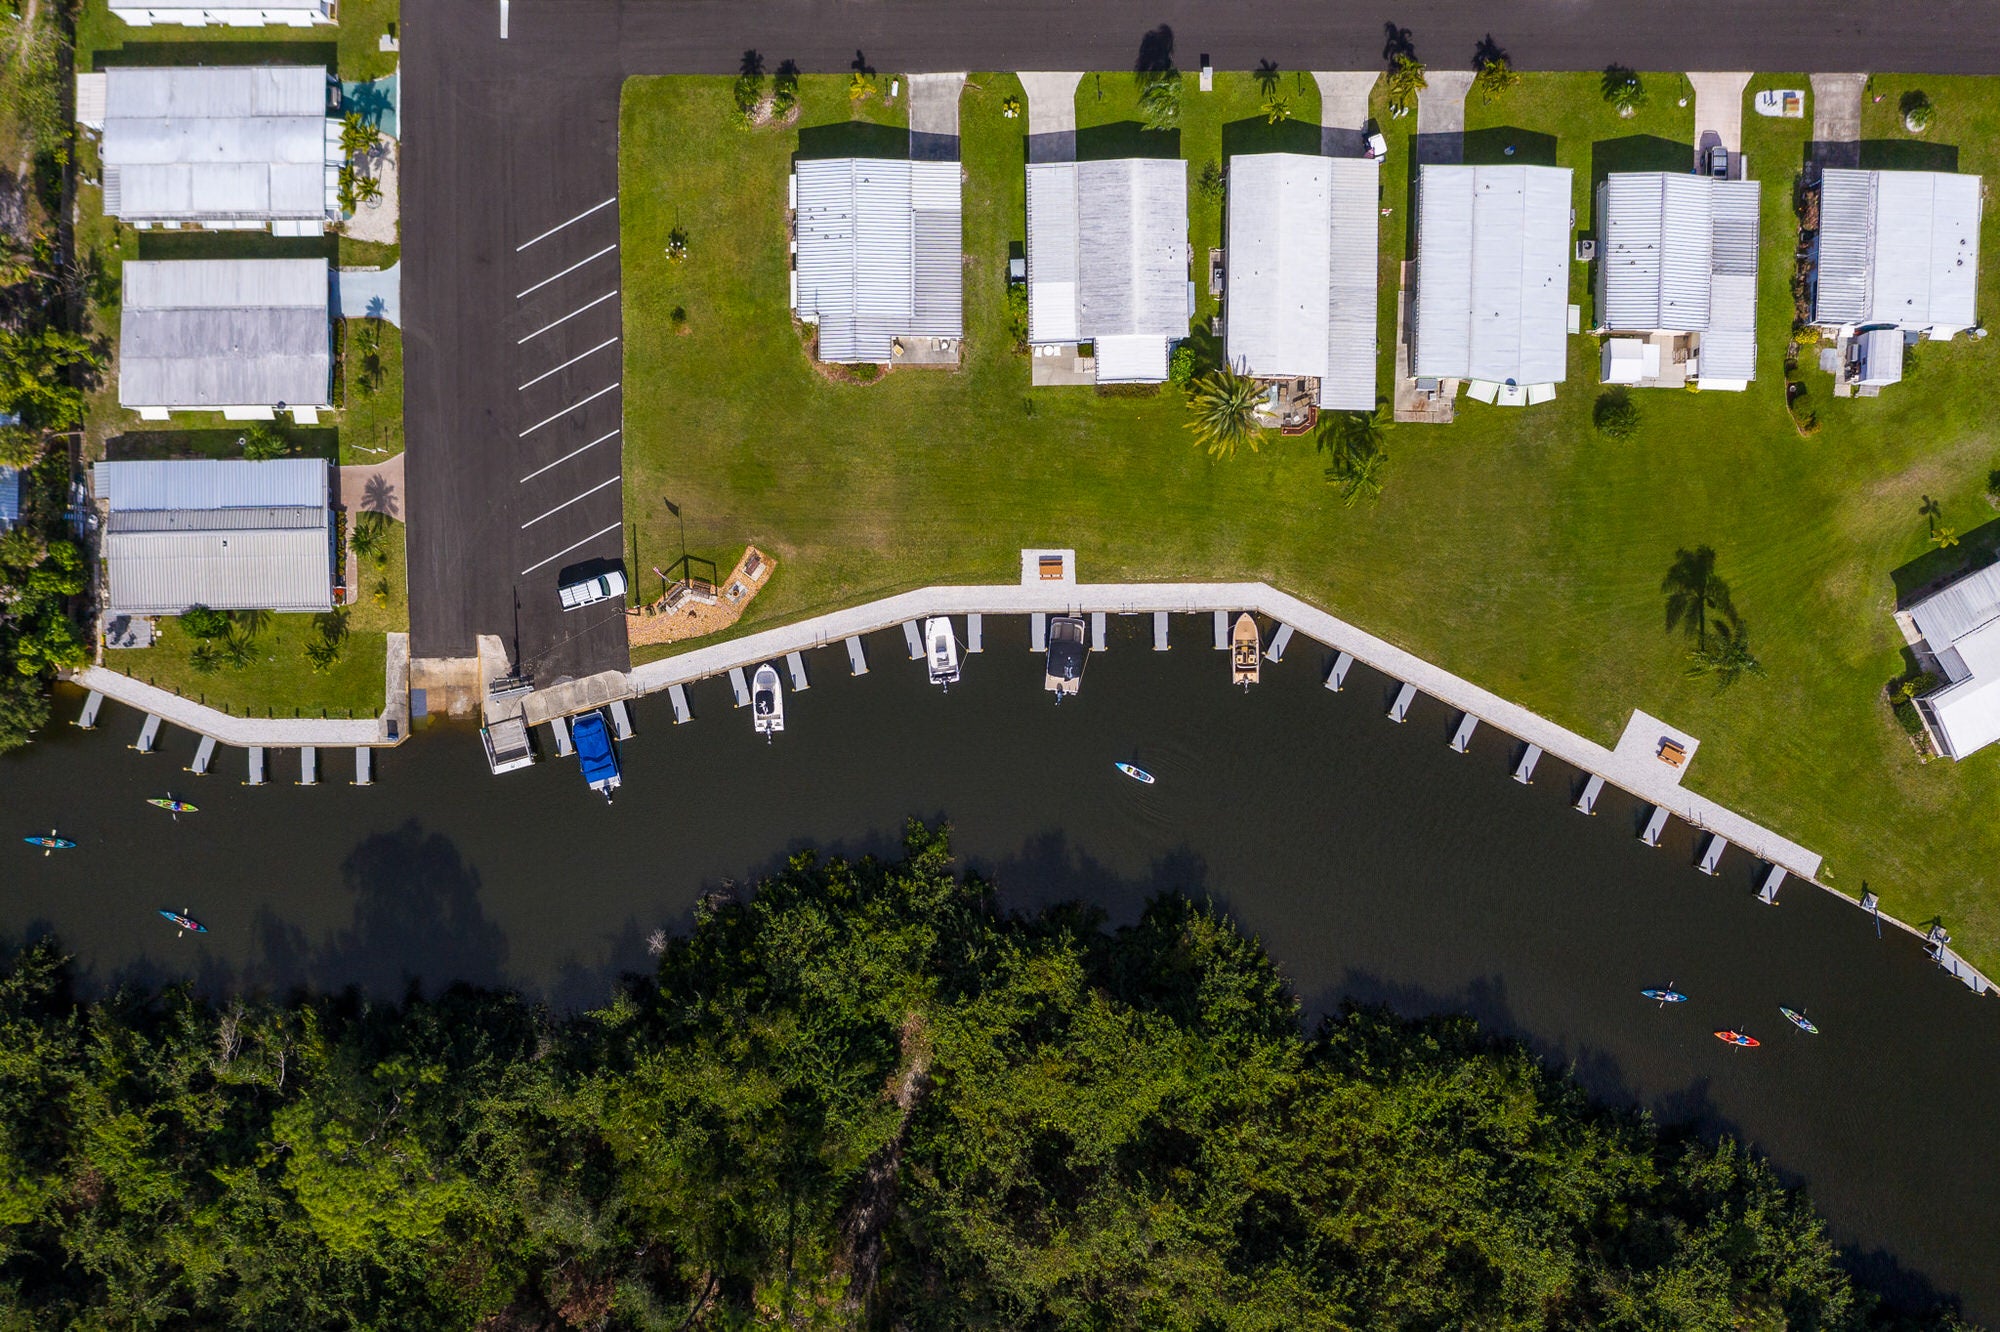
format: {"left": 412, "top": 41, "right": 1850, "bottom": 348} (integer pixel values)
{"left": 147, "top": 797, "right": 198, "bottom": 817}
{"left": 24, "top": 830, "right": 75, "bottom": 856}
{"left": 752, "top": 663, "right": 785, "bottom": 739}
{"left": 1231, "top": 613, "right": 1260, "bottom": 689}
{"left": 1713, "top": 1029, "right": 1760, "bottom": 1048}
{"left": 1641, "top": 986, "right": 1688, "bottom": 1006}
{"left": 1115, "top": 762, "right": 1155, "bottom": 785}
{"left": 925, "top": 617, "right": 960, "bottom": 689}
{"left": 159, "top": 909, "right": 207, "bottom": 936}
{"left": 1779, "top": 1006, "right": 1820, "bottom": 1035}
{"left": 1044, "top": 616, "right": 1086, "bottom": 701}
{"left": 571, "top": 710, "right": 622, "bottom": 801}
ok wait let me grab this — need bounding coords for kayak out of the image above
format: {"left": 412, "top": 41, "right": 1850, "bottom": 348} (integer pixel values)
{"left": 146, "top": 798, "right": 198, "bottom": 815}
{"left": 1779, "top": 1007, "right": 1819, "bottom": 1035}
{"left": 159, "top": 910, "right": 207, "bottom": 935}
{"left": 1714, "top": 1030, "right": 1760, "bottom": 1048}
{"left": 1641, "top": 988, "right": 1688, "bottom": 1004}
{"left": 1115, "top": 762, "right": 1156, "bottom": 785}
{"left": 24, "top": 834, "right": 76, "bottom": 854}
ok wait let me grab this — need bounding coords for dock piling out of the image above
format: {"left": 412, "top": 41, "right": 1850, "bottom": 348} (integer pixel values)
{"left": 551, "top": 716, "right": 574, "bottom": 756}
{"left": 76, "top": 690, "right": 104, "bottom": 729}
{"left": 1267, "top": 624, "right": 1294, "bottom": 662}
{"left": 188, "top": 735, "right": 216, "bottom": 775}
{"left": 1640, "top": 805, "right": 1669, "bottom": 846}
{"left": 1388, "top": 682, "right": 1416, "bottom": 723}
{"left": 133, "top": 714, "right": 162, "bottom": 753}
{"left": 967, "top": 613, "right": 983, "bottom": 652}
{"left": 247, "top": 746, "right": 265, "bottom": 786}
{"left": 844, "top": 636, "right": 868, "bottom": 676}
{"left": 1697, "top": 832, "right": 1728, "bottom": 876}
{"left": 1513, "top": 743, "right": 1542, "bottom": 784}
{"left": 355, "top": 746, "right": 372, "bottom": 785}
{"left": 609, "top": 699, "right": 634, "bottom": 738}
{"left": 1213, "top": 610, "right": 1228, "bottom": 649}
{"left": 668, "top": 683, "right": 693, "bottom": 722}
{"left": 1031, "top": 613, "right": 1048, "bottom": 651}
{"left": 1757, "top": 864, "right": 1785, "bottom": 905}
{"left": 1325, "top": 651, "right": 1353, "bottom": 691}
{"left": 1153, "top": 611, "right": 1169, "bottom": 650}
{"left": 1449, "top": 712, "right": 1478, "bottom": 753}
{"left": 1574, "top": 773, "right": 1604, "bottom": 815}
{"left": 785, "top": 651, "right": 809, "bottom": 691}
{"left": 300, "top": 747, "right": 317, "bottom": 786}
{"left": 1090, "top": 611, "right": 1106, "bottom": 651}
{"left": 902, "top": 620, "right": 923, "bottom": 659}
{"left": 728, "top": 666, "right": 750, "bottom": 707}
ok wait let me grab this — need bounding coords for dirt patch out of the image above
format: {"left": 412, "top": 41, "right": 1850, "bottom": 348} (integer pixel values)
{"left": 625, "top": 545, "right": 774, "bottom": 648}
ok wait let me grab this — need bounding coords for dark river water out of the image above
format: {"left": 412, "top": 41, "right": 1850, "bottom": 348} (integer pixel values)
{"left": 5, "top": 615, "right": 1998, "bottom": 1318}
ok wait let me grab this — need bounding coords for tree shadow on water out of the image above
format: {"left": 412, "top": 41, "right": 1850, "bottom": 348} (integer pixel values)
{"left": 970, "top": 829, "right": 1211, "bottom": 927}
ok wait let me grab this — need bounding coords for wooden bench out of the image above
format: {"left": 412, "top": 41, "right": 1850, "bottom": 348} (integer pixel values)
{"left": 1038, "top": 556, "right": 1064, "bottom": 582}
{"left": 1658, "top": 739, "right": 1687, "bottom": 767}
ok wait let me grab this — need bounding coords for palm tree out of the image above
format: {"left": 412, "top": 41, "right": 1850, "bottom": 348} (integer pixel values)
{"left": 1602, "top": 65, "right": 1647, "bottom": 117}
{"left": 1317, "top": 410, "right": 1392, "bottom": 507}
{"left": 1661, "top": 546, "right": 1735, "bottom": 650}
{"left": 1185, "top": 368, "right": 1264, "bottom": 458}
{"left": 1139, "top": 71, "right": 1182, "bottom": 131}
{"left": 219, "top": 630, "right": 256, "bottom": 669}
{"left": 1384, "top": 54, "right": 1427, "bottom": 118}
{"left": 1686, "top": 614, "right": 1765, "bottom": 688}
{"left": 230, "top": 608, "right": 273, "bottom": 641}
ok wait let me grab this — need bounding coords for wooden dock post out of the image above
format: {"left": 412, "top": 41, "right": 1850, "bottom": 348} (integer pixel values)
{"left": 1031, "top": 613, "right": 1048, "bottom": 651}
{"left": 967, "top": 613, "right": 983, "bottom": 652}
{"left": 188, "top": 736, "right": 216, "bottom": 775}
{"left": 551, "top": 716, "right": 574, "bottom": 756}
{"left": 355, "top": 746, "right": 373, "bottom": 785}
{"left": 1090, "top": 611, "right": 1106, "bottom": 651}
{"left": 1757, "top": 864, "right": 1785, "bottom": 905}
{"left": 133, "top": 714, "right": 162, "bottom": 753}
{"left": 76, "top": 690, "right": 104, "bottom": 729}
{"left": 1267, "top": 624, "right": 1294, "bottom": 662}
{"left": 1153, "top": 611, "right": 1169, "bottom": 650}
{"left": 1212, "top": 610, "right": 1228, "bottom": 649}
{"left": 1387, "top": 682, "right": 1416, "bottom": 723}
{"left": 1449, "top": 712, "right": 1478, "bottom": 753}
{"left": 609, "top": 700, "right": 634, "bottom": 738}
{"left": 668, "top": 683, "right": 692, "bottom": 722}
{"left": 902, "top": 620, "right": 923, "bottom": 659}
{"left": 728, "top": 666, "right": 750, "bottom": 706}
{"left": 844, "top": 636, "right": 868, "bottom": 676}
{"left": 1640, "top": 805, "right": 1669, "bottom": 846}
{"left": 1325, "top": 651, "right": 1353, "bottom": 691}
{"left": 785, "top": 652, "right": 809, "bottom": 691}
{"left": 247, "top": 746, "right": 266, "bottom": 786}
{"left": 1513, "top": 743, "right": 1542, "bottom": 784}
{"left": 1697, "top": 832, "right": 1728, "bottom": 876}
{"left": 300, "top": 747, "right": 317, "bottom": 786}
{"left": 1574, "top": 774, "right": 1604, "bottom": 815}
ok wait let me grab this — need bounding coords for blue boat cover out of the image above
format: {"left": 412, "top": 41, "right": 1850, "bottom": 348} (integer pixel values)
{"left": 572, "top": 712, "right": 619, "bottom": 788}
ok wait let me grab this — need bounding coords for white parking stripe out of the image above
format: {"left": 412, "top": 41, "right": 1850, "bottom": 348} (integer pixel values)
{"left": 518, "top": 336, "right": 619, "bottom": 391}
{"left": 522, "top": 475, "right": 621, "bottom": 529}
{"left": 516, "top": 196, "right": 617, "bottom": 252}
{"left": 521, "top": 521, "right": 623, "bottom": 577}
{"left": 519, "top": 428, "right": 620, "bottom": 484}
{"left": 516, "top": 290, "right": 618, "bottom": 344}
{"left": 516, "top": 244, "right": 617, "bottom": 300}
{"left": 519, "top": 383, "right": 619, "bottom": 437}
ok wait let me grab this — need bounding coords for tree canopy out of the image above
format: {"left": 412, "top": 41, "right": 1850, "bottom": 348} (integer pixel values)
{"left": 0, "top": 826, "right": 1973, "bottom": 1330}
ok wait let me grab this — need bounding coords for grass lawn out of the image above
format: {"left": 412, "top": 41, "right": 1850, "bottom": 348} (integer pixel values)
{"left": 337, "top": 316, "right": 403, "bottom": 464}
{"left": 630, "top": 66, "right": 2000, "bottom": 968}
{"left": 111, "top": 617, "right": 389, "bottom": 718}
{"left": 76, "top": 0, "right": 399, "bottom": 80}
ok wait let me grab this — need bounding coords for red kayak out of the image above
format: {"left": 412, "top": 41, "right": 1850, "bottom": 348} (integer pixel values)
{"left": 1714, "top": 1029, "right": 1759, "bottom": 1048}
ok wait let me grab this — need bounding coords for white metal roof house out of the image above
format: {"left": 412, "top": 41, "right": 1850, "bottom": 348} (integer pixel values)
{"left": 1026, "top": 157, "right": 1189, "bottom": 383}
{"left": 119, "top": 259, "right": 332, "bottom": 421}
{"left": 1224, "top": 153, "right": 1381, "bottom": 412}
{"left": 790, "top": 157, "right": 963, "bottom": 364}
{"left": 1594, "top": 172, "right": 1760, "bottom": 391}
{"left": 80, "top": 66, "right": 337, "bottom": 232}
{"left": 1904, "top": 562, "right": 2000, "bottom": 760}
{"left": 0, "top": 466, "right": 19, "bottom": 532}
{"left": 1410, "top": 164, "right": 1572, "bottom": 403}
{"left": 106, "top": 0, "right": 333, "bottom": 27}
{"left": 1814, "top": 168, "right": 1982, "bottom": 336}
{"left": 93, "top": 459, "right": 332, "bottom": 616}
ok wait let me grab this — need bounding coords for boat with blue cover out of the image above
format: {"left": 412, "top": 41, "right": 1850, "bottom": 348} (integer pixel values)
{"left": 572, "top": 710, "right": 622, "bottom": 802}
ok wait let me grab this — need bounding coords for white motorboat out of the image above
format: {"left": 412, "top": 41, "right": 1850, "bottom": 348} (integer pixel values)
{"left": 925, "top": 616, "right": 960, "bottom": 688}
{"left": 752, "top": 663, "right": 784, "bottom": 740}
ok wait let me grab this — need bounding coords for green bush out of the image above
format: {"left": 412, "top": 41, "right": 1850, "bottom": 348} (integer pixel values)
{"left": 1593, "top": 389, "right": 1640, "bottom": 439}
{"left": 178, "top": 606, "right": 232, "bottom": 640}
{"left": 240, "top": 423, "right": 290, "bottom": 461}
{"left": 1168, "top": 343, "right": 1198, "bottom": 389}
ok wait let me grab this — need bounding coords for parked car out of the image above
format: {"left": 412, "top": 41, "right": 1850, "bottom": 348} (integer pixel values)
{"left": 1708, "top": 145, "right": 1729, "bottom": 179}
{"left": 559, "top": 569, "right": 627, "bottom": 610}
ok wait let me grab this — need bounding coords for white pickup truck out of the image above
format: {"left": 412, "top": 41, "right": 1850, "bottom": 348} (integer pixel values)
{"left": 559, "top": 569, "right": 627, "bottom": 611}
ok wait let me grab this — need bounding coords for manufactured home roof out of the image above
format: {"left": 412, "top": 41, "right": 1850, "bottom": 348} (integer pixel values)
{"left": 1224, "top": 153, "right": 1380, "bottom": 411}
{"left": 118, "top": 259, "right": 331, "bottom": 409}
{"left": 93, "top": 459, "right": 331, "bottom": 615}
{"left": 792, "top": 157, "right": 962, "bottom": 363}
{"left": 1598, "top": 173, "right": 1761, "bottom": 381}
{"left": 100, "top": 66, "right": 332, "bottom": 221}
{"left": 1816, "top": 168, "right": 1982, "bottom": 329}
{"left": 1026, "top": 157, "right": 1187, "bottom": 344}
{"left": 0, "top": 466, "right": 18, "bottom": 530}
{"left": 1412, "top": 164, "right": 1571, "bottom": 384}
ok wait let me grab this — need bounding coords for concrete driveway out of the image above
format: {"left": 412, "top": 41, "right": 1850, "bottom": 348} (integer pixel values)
{"left": 1018, "top": 71, "right": 1080, "bottom": 163}
{"left": 1810, "top": 73, "right": 1867, "bottom": 168}
{"left": 907, "top": 72, "right": 966, "bottom": 159}
{"left": 1688, "top": 71, "right": 1749, "bottom": 174}
{"left": 1415, "top": 70, "right": 1472, "bottom": 166}
{"left": 1312, "top": 71, "right": 1376, "bottom": 156}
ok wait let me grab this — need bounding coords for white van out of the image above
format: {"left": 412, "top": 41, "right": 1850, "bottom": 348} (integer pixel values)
{"left": 558, "top": 569, "right": 627, "bottom": 611}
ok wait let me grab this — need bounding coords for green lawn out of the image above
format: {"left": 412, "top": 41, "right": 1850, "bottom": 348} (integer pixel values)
{"left": 112, "top": 616, "right": 388, "bottom": 718}
{"left": 76, "top": 0, "right": 398, "bottom": 80}
{"left": 337, "top": 316, "right": 403, "bottom": 464}
{"left": 621, "top": 69, "right": 2000, "bottom": 968}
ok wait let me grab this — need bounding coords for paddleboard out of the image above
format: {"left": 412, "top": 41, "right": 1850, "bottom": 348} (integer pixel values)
{"left": 1115, "top": 762, "right": 1156, "bottom": 784}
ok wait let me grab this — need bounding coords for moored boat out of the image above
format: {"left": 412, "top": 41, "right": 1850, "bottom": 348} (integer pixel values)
{"left": 1231, "top": 613, "right": 1260, "bottom": 689}
{"left": 1044, "top": 616, "right": 1086, "bottom": 701}
{"left": 925, "top": 617, "right": 960, "bottom": 688}
{"left": 1714, "top": 1029, "right": 1760, "bottom": 1048}
{"left": 1779, "top": 1006, "right": 1820, "bottom": 1034}
{"left": 753, "top": 663, "right": 785, "bottom": 739}
{"left": 571, "top": 710, "right": 622, "bottom": 801}
{"left": 1115, "top": 762, "right": 1155, "bottom": 784}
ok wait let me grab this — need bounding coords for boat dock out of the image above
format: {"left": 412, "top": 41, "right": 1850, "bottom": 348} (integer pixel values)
{"left": 132, "top": 713, "right": 161, "bottom": 753}
{"left": 785, "top": 652, "right": 809, "bottom": 691}
{"left": 1698, "top": 833, "right": 1729, "bottom": 876}
{"left": 1387, "top": 682, "right": 1416, "bottom": 723}
{"left": 903, "top": 620, "right": 924, "bottom": 659}
{"left": 1450, "top": 712, "right": 1478, "bottom": 753}
{"left": 1154, "top": 611, "right": 1169, "bottom": 650}
{"left": 1326, "top": 651, "right": 1353, "bottom": 691}
{"left": 1641, "top": 805, "right": 1670, "bottom": 846}
{"left": 1267, "top": 624, "right": 1293, "bottom": 662}
{"left": 728, "top": 666, "right": 750, "bottom": 707}
{"left": 669, "top": 683, "right": 692, "bottom": 722}
{"left": 845, "top": 636, "right": 868, "bottom": 675}
{"left": 76, "top": 690, "right": 104, "bottom": 729}
{"left": 1513, "top": 743, "right": 1542, "bottom": 784}
{"left": 967, "top": 614, "right": 983, "bottom": 652}
{"left": 189, "top": 736, "right": 216, "bottom": 775}
{"left": 1091, "top": 611, "right": 1107, "bottom": 652}
{"left": 1575, "top": 773, "right": 1604, "bottom": 815}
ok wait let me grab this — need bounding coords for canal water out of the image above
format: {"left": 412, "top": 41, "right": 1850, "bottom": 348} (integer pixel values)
{"left": 4, "top": 615, "right": 1998, "bottom": 1317}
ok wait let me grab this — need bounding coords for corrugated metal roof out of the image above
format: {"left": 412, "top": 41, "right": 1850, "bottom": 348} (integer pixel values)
{"left": 0, "top": 466, "right": 18, "bottom": 529}
{"left": 1815, "top": 169, "right": 1874, "bottom": 324}
{"left": 95, "top": 457, "right": 327, "bottom": 511}
{"left": 1817, "top": 169, "right": 1983, "bottom": 330}
{"left": 1025, "top": 161, "right": 1080, "bottom": 342}
{"left": 114, "top": 0, "right": 333, "bottom": 9}
{"left": 1705, "top": 182, "right": 1760, "bottom": 381}
{"left": 1598, "top": 173, "right": 1759, "bottom": 380}
{"left": 1324, "top": 157, "right": 1380, "bottom": 411}
{"left": 118, "top": 260, "right": 330, "bottom": 409}
{"left": 1077, "top": 158, "right": 1187, "bottom": 340}
{"left": 101, "top": 66, "right": 332, "bottom": 222}
{"left": 109, "top": 504, "right": 324, "bottom": 533}
{"left": 792, "top": 158, "right": 962, "bottom": 363}
{"left": 1094, "top": 333, "right": 1170, "bottom": 383}
{"left": 1412, "top": 165, "right": 1571, "bottom": 384}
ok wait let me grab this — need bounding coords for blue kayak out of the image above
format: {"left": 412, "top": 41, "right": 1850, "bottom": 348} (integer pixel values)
{"left": 159, "top": 909, "right": 207, "bottom": 935}
{"left": 1641, "top": 987, "right": 1688, "bottom": 1005}
{"left": 25, "top": 833, "right": 75, "bottom": 854}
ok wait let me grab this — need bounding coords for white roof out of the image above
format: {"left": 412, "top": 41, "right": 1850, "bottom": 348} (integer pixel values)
{"left": 1412, "top": 165, "right": 1571, "bottom": 385}
{"left": 1816, "top": 169, "right": 1982, "bottom": 330}
{"left": 95, "top": 457, "right": 327, "bottom": 510}
{"left": 1094, "top": 334, "right": 1170, "bottom": 384}
{"left": 1598, "top": 173, "right": 1760, "bottom": 381}
{"left": 1027, "top": 158, "right": 1187, "bottom": 345}
{"left": 1907, "top": 562, "right": 2000, "bottom": 758}
{"left": 100, "top": 66, "right": 330, "bottom": 222}
{"left": 1224, "top": 153, "right": 1380, "bottom": 411}
{"left": 119, "top": 260, "right": 330, "bottom": 410}
{"left": 792, "top": 158, "right": 962, "bottom": 363}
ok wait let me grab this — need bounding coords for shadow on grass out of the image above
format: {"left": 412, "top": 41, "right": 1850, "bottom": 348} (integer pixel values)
{"left": 1590, "top": 135, "right": 1693, "bottom": 195}
{"left": 136, "top": 232, "right": 336, "bottom": 263}
{"left": 1859, "top": 139, "right": 1960, "bottom": 173}
{"left": 1463, "top": 127, "right": 1558, "bottom": 166}
{"left": 794, "top": 120, "right": 910, "bottom": 161}
{"left": 1221, "top": 115, "right": 1321, "bottom": 159}
{"left": 1890, "top": 517, "right": 2000, "bottom": 607}
{"left": 105, "top": 427, "right": 339, "bottom": 463}
{"left": 86, "top": 40, "right": 337, "bottom": 71}
{"left": 1077, "top": 120, "right": 1179, "bottom": 160}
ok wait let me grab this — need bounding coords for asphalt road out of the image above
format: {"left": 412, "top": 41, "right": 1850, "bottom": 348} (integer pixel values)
{"left": 403, "top": 0, "right": 2000, "bottom": 676}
